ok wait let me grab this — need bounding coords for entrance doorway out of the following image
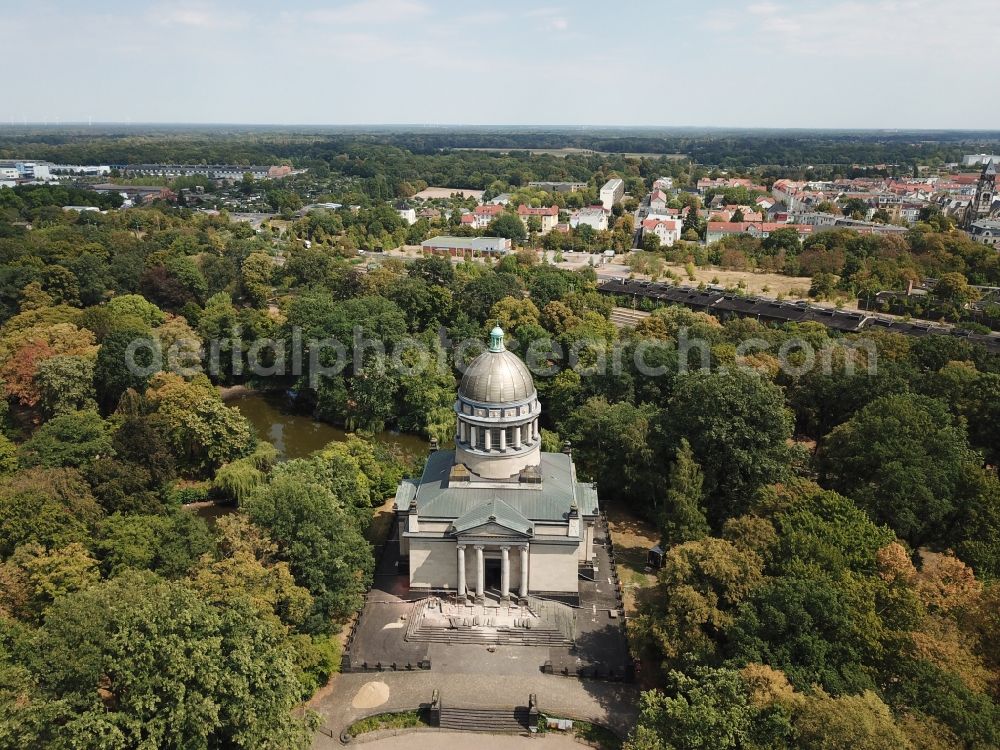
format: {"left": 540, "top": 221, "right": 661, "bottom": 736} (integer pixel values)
{"left": 485, "top": 558, "right": 502, "bottom": 592}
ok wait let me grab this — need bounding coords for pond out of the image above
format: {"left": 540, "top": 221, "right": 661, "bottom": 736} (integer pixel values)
{"left": 223, "top": 390, "right": 430, "bottom": 462}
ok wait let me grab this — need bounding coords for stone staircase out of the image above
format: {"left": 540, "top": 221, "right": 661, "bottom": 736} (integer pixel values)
{"left": 404, "top": 600, "right": 572, "bottom": 647}
{"left": 406, "top": 617, "right": 570, "bottom": 646}
{"left": 404, "top": 602, "right": 573, "bottom": 647}
{"left": 438, "top": 706, "right": 532, "bottom": 733}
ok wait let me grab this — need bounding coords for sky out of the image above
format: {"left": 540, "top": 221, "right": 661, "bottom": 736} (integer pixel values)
{"left": 3, "top": 0, "right": 999, "bottom": 129}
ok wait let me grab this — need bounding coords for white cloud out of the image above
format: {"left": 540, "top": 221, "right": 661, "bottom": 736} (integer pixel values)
{"left": 307, "top": 0, "right": 429, "bottom": 25}
{"left": 148, "top": 1, "right": 246, "bottom": 29}
{"left": 744, "top": 0, "right": 1000, "bottom": 58}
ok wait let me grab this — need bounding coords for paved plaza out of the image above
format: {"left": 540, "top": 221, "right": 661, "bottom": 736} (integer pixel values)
{"left": 354, "top": 730, "right": 586, "bottom": 749}
{"left": 313, "top": 518, "right": 637, "bottom": 746}
{"left": 309, "top": 671, "right": 639, "bottom": 748}
{"left": 344, "top": 525, "right": 630, "bottom": 678}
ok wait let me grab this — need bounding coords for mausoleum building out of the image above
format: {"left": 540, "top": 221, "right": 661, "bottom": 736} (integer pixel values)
{"left": 394, "top": 327, "right": 600, "bottom": 604}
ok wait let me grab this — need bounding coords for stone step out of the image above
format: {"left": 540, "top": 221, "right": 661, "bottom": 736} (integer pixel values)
{"left": 438, "top": 706, "right": 531, "bottom": 733}
{"left": 407, "top": 625, "right": 570, "bottom": 647}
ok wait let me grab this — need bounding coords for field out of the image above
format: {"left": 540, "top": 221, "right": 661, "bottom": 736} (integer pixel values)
{"left": 663, "top": 263, "right": 814, "bottom": 299}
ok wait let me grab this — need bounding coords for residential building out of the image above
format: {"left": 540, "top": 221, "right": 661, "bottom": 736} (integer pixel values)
{"left": 969, "top": 219, "right": 1000, "bottom": 247}
{"left": 421, "top": 236, "right": 512, "bottom": 256}
{"left": 569, "top": 207, "right": 608, "bottom": 231}
{"left": 706, "top": 221, "right": 813, "bottom": 244}
{"left": 461, "top": 203, "right": 505, "bottom": 230}
{"left": 528, "top": 181, "right": 587, "bottom": 193}
{"left": 517, "top": 204, "right": 559, "bottom": 234}
{"left": 489, "top": 193, "right": 512, "bottom": 206}
{"left": 649, "top": 189, "right": 668, "bottom": 211}
{"left": 396, "top": 207, "right": 417, "bottom": 225}
{"left": 122, "top": 164, "right": 292, "bottom": 180}
{"left": 50, "top": 164, "right": 112, "bottom": 176}
{"left": 394, "top": 326, "right": 600, "bottom": 603}
{"left": 652, "top": 177, "right": 674, "bottom": 191}
{"left": 962, "top": 154, "right": 1000, "bottom": 167}
{"left": 599, "top": 178, "right": 624, "bottom": 210}
{"left": 792, "top": 213, "right": 909, "bottom": 236}
{"left": 641, "top": 218, "right": 683, "bottom": 247}
{"left": 697, "top": 177, "right": 766, "bottom": 194}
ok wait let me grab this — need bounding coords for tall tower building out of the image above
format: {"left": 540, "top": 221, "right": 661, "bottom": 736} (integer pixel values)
{"left": 965, "top": 160, "right": 997, "bottom": 228}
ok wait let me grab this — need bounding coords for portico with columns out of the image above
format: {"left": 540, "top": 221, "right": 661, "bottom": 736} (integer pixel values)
{"left": 395, "top": 326, "right": 600, "bottom": 605}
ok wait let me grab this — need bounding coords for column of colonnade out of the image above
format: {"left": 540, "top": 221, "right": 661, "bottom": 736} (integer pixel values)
{"left": 457, "top": 543, "right": 529, "bottom": 602}
{"left": 454, "top": 405, "right": 542, "bottom": 454}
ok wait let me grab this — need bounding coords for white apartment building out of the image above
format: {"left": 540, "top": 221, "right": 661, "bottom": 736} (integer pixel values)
{"left": 569, "top": 207, "right": 609, "bottom": 231}
{"left": 599, "top": 178, "right": 624, "bottom": 210}
{"left": 641, "top": 218, "right": 683, "bottom": 247}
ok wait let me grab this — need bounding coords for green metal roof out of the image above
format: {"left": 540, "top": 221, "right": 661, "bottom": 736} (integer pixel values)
{"left": 398, "top": 450, "right": 599, "bottom": 522}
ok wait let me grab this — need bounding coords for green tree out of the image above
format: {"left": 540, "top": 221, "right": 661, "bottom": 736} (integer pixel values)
{"left": 15, "top": 572, "right": 313, "bottom": 749}
{"left": 648, "top": 537, "right": 764, "bottom": 664}
{"left": 486, "top": 213, "right": 527, "bottom": 242}
{"left": 0, "top": 468, "right": 103, "bottom": 559}
{"left": 818, "top": 394, "right": 985, "bottom": 547}
{"left": 564, "top": 397, "right": 663, "bottom": 518}
{"left": 660, "top": 439, "right": 709, "bottom": 546}
{"left": 641, "top": 232, "right": 661, "bottom": 252}
{"left": 666, "top": 370, "right": 792, "bottom": 525}
{"left": 95, "top": 511, "right": 215, "bottom": 579}
{"left": 19, "top": 410, "right": 113, "bottom": 469}
{"left": 0, "top": 542, "right": 100, "bottom": 621}
{"left": 725, "top": 573, "right": 883, "bottom": 695}
{"left": 0, "top": 436, "right": 17, "bottom": 477}
{"left": 795, "top": 691, "right": 910, "bottom": 750}
{"left": 243, "top": 474, "right": 374, "bottom": 632}
{"left": 625, "top": 667, "right": 792, "bottom": 750}
{"left": 33, "top": 355, "right": 97, "bottom": 417}
{"left": 458, "top": 273, "right": 523, "bottom": 323}
{"left": 809, "top": 272, "right": 836, "bottom": 300}
{"left": 240, "top": 252, "right": 275, "bottom": 307}
{"left": 94, "top": 326, "right": 158, "bottom": 411}
{"left": 106, "top": 294, "right": 165, "bottom": 328}
{"left": 146, "top": 374, "right": 256, "bottom": 474}
{"left": 932, "top": 272, "right": 979, "bottom": 305}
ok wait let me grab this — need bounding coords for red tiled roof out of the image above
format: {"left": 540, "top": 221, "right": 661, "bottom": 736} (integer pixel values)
{"left": 708, "top": 221, "right": 812, "bottom": 234}
{"left": 517, "top": 204, "right": 558, "bottom": 216}
{"left": 643, "top": 218, "right": 682, "bottom": 230}
{"left": 473, "top": 204, "right": 504, "bottom": 216}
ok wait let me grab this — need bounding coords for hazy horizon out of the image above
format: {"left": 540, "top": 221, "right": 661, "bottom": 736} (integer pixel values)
{"left": 3, "top": 123, "right": 1000, "bottom": 136}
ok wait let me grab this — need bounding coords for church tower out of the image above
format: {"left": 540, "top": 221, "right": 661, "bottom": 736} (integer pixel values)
{"left": 965, "top": 159, "right": 997, "bottom": 228}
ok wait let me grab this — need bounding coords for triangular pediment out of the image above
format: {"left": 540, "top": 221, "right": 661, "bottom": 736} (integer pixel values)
{"left": 451, "top": 497, "right": 534, "bottom": 537}
{"left": 455, "top": 521, "right": 531, "bottom": 538}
